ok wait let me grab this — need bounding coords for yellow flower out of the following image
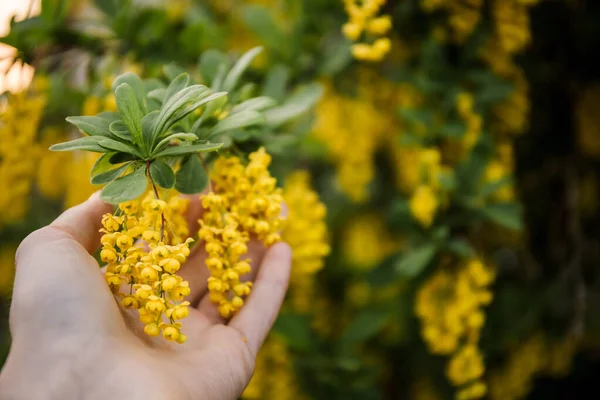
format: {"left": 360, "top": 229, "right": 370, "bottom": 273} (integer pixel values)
{"left": 343, "top": 0, "right": 392, "bottom": 62}
{"left": 342, "top": 213, "right": 402, "bottom": 270}
{"left": 409, "top": 185, "right": 439, "bottom": 227}
{"left": 446, "top": 345, "right": 485, "bottom": 385}
{"left": 456, "top": 381, "right": 487, "bottom": 400}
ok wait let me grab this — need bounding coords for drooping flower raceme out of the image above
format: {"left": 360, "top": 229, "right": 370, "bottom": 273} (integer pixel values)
{"left": 415, "top": 258, "right": 495, "bottom": 399}
{"left": 102, "top": 191, "right": 194, "bottom": 343}
{"left": 282, "top": 171, "right": 330, "bottom": 313}
{"left": 199, "top": 148, "right": 285, "bottom": 318}
{"left": 342, "top": 0, "right": 392, "bottom": 62}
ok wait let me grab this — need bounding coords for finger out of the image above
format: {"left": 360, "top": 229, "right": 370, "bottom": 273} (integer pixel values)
{"left": 228, "top": 242, "right": 291, "bottom": 358}
{"left": 182, "top": 194, "right": 204, "bottom": 235}
{"left": 49, "top": 191, "right": 113, "bottom": 254}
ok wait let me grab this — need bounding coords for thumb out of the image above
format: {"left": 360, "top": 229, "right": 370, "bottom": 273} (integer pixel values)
{"left": 11, "top": 193, "right": 118, "bottom": 336}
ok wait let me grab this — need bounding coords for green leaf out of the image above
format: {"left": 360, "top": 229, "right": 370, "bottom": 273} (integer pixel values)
{"left": 223, "top": 46, "right": 263, "bottom": 92}
{"left": 242, "top": 6, "right": 285, "bottom": 57}
{"left": 99, "top": 138, "right": 138, "bottom": 155}
{"left": 191, "top": 94, "right": 229, "bottom": 132}
{"left": 100, "top": 165, "right": 148, "bottom": 204}
{"left": 365, "top": 253, "right": 402, "bottom": 287}
{"left": 170, "top": 91, "right": 228, "bottom": 130}
{"left": 91, "top": 152, "right": 117, "bottom": 176}
{"left": 446, "top": 238, "right": 475, "bottom": 258}
{"left": 231, "top": 96, "right": 276, "bottom": 113}
{"left": 273, "top": 313, "right": 313, "bottom": 351}
{"left": 112, "top": 72, "right": 147, "bottom": 113}
{"left": 143, "top": 78, "right": 165, "bottom": 94}
{"left": 175, "top": 155, "right": 208, "bottom": 194}
{"left": 109, "top": 120, "right": 133, "bottom": 141}
{"left": 395, "top": 243, "right": 437, "bottom": 277}
{"left": 440, "top": 122, "right": 467, "bottom": 139}
{"left": 210, "top": 110, "right": 265, "bottom": 136}
{"left": 150, "top": 160, "right": 175, "bottom": 189}
{"left": 261, "top": 64, "right": 290, "bottom": 102}
{"left": 164, "top": 73, "right": 190, "bottom": 104}
{"left": 341, "top": 308, "right": 391, "bottom": 344}
{"left": 319, "top": 34, "right": 352, "bottom": 76}
{"left": 49, "top": 136, "right": 106, "bottom": 152}
{"left": 264, "top": 83, "right": 323, "bottom": 127}
{"left": 115, "top": 83, "right": 144, "bottom": 149}
{"left": 109, "top": 152, "right": 137, "bottom": 164}
{"left": 142, "top": 110, "right": 160, "bottom": 150}
{"left": 163, "top": 63, "right": 187, "bottom": 82}
{"left": 481, "top": 202, "right": 522, "bottom": 231}
{"left": 155, "top": 133, "right": 199, "bottom": 152}
{"left": 152, "top": 85, "right": 209, "bottom": 139}
{"left": 154, "top": 142, "right": 223, "bottom": 158}
{"left": 91, "top": 163, "right": 131, "bottom": 184}
{"left": 147, "top": 88, "right": 166, "bottom": 103}
{"left": 66, "top": 114, "right": 118, "bottom": 137}
{"left": 211, "top": 63, "right": 229, "bottom": 92}
{"left": 199, "top": 49, "right": 228, "bottom": 86}
{"left": 481, "top": 176, "right": 513, "bottom": 197}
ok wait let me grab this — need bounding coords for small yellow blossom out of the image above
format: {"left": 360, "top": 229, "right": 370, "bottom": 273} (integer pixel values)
{"left": 410, "top": 185, "right": 439, "bottom": 227}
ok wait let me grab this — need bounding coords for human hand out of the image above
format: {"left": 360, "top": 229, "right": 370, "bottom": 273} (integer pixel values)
{"left": 0, "top": 193, "right": 292, "bottom": 400}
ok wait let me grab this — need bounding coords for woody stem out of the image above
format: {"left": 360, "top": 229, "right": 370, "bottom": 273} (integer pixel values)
{"left": 146, "top": 161, "right": 166, "bottom": 242}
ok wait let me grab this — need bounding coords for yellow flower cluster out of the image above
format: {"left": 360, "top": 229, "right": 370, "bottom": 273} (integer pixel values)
{"left": 342, "top": 213, "right": 402, "bottom": 270}
{"left": 484, "top": 141, "right": 515, "bottom": 202}
{"left": 313, "top": 82, "right": 388, "bottom": 202}
{"left": 489, "top": 334, "right": 578, "bottom": 400}
{"left": 242, "top": 333, "right": 306, "bottom": 400}
{"left": 416, "top": 258, "right": 495, "bottom": 399}
{"left": 101, "top": 192, "right": 193, "bottom": 343}
{"left": 407, "top": 148, "right": 449, "bottom": 228}
{"left": 342, "top": 0, "right": 392, "bottom": 62}
{"left": 481, "top": 1, "right": 537, "bottom": 137}
{"left": 421, "top": 0, "right": 483, "bottom": 43}
{"left": 0, "top": 80, "right": 47, "bottom": 228}
{"left": 199, "top": 148, "right": 284, "bottom": 318}
{"left": 282, "top": 171, "right": 330, "bottom": 313}
{"left": 492, "top": 0, "right": 538, "bottom": 55}
{"left": 455, "top": 92, "right": 483, "bottom": 157}
{"left": 492, "top": 69, "right": 530, "bottom": 136}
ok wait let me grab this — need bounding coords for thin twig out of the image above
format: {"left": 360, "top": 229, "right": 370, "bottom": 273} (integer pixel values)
{"left": 146, "top": 161, "right": 166, "bottom": 242}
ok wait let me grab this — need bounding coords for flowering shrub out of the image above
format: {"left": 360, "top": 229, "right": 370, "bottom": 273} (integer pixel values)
{"left": 2, "top": 0, "right": 600, "bottom": 398}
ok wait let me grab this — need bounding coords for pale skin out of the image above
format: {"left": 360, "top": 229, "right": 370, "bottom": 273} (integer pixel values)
{"left": 0, "top": 193, "right": 292, "bottom": 400}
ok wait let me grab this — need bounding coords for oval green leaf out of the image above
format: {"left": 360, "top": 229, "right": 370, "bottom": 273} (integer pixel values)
{"left": 154, "top": 142, "right": 223, "bottom": 158}
{"left": 175, "top": 155, "right": 208, "bottom": 194}
{"left": 91, "top": 163, "right": 131, "bottom": 185}
{"left": 49, "top": 136, "right": 106, "bottom": 152}
{"left": 150, "top": 160, "right": 175, "bottom": 189}
{"left": 100, "top": 165, "right": 148, "bottom": 204}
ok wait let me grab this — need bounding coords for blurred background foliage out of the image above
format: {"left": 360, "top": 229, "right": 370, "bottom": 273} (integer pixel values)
{"left": 2, "top": 0, "right": 600, "bottom": 399}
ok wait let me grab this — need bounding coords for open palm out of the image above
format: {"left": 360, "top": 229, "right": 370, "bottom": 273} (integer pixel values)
{"left": 0, "top": 194, "right": 291, "bottom": 400}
